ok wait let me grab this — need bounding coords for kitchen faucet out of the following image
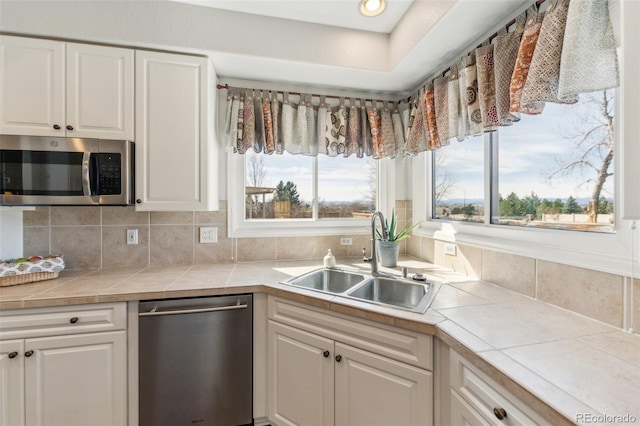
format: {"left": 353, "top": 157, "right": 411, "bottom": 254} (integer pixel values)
{"left": 364, "top": 211, "right": 387, "bottom": 276}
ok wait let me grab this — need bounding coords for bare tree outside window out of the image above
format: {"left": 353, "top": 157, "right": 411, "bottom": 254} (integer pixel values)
{"left": 432, "top": 136, "right": 484, "bottom": 222}
{"left": 434, "top": 150, "right": 457, "bottom": 205}
{"left": 246, "top": 152, "right": 268, "bottom": 217}
{"left": 546, "top": 90, "right": 615, "bottom": 224}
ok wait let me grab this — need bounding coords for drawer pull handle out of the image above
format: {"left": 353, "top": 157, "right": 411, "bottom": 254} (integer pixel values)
{"left": 8, "top": 351, "right": 18, "bottom": 359}
{"left": 493, "top": 407, "right": 507, "bottom": 420}
{"left": 335, "top": 355, "right": 342, "bottom": 363}
{"left": 25, "top": 350, "right": 34, "bottom": 357}
{"left": 70, "top": 317, "right": 79, "bottom": 324}
{"left": 53, "top": 124, "right": 61, "bottom": 130}
{"left": 323, "top": 350, "right": 330, "bottom": 358}
{"left": 66, "top": 125, "right": 74, "bottom": 131}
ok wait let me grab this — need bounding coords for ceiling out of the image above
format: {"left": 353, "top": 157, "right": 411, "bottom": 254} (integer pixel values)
{"left": 173, "top": 0, "right": 416, "bottom": 33}
{"left": 167, "top": 0, "right": 532, "bottom": 94}
{"left": 1, "top": 0, "right": 533, "bottom": 94}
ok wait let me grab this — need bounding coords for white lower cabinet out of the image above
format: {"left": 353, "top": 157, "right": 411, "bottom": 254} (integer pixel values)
{"left": 0, "top": 303, "right": 127, "bottom": 426}
{"left": 267, "top": 296, "right": 433, "bottom": 426}
{"left": 269, "top": 321, "right": 334, "bottom": 426}
{"left": 1, "top": 339, "right": 25, "bottom": 425}
{"left": 334, "top": 342, "right": 432, "bottom": 426}
{"left": 450, "top": 389, "right": 491, "bottom": 426}
{"left": 449, "top": 350, "right": 550, "bottom": 426}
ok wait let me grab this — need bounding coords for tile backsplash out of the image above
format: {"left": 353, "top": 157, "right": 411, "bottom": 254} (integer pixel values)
{"left": 406, "top": 231, "right": 637, "bottom": 334}
{"left": 22, "top": 202, "right": 381, "bottom": 270}
{"left": 22, "top": 201, "right": 638, "bottom": 335}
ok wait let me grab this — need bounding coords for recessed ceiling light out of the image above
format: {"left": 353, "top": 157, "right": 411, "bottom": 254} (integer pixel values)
{"left": 359, "top": 0, "right": 386, "bottom": 17}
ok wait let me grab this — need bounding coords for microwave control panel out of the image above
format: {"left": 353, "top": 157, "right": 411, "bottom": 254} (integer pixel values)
{"left": 96, "top": 153, "right": 122, "bottom": 195}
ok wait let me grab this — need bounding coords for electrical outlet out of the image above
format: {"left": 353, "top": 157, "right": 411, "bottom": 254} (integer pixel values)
{"left": 340, "top": 237, "right": 353, "bottom": 246}
{"left": 200, "top": 227, "right": 218, "bottom": 244}
{"left": 127, "top": 229, "right": 138, "bottom": 245}
{"left": 444, "top": 243, "right": 457, "bottom": 256}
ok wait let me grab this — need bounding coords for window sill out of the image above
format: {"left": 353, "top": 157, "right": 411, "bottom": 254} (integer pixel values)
{"left": 228, "top": 217, "right": 371, "bottom": 239}
{"left": 413, "top": 219, "right": 638, "bottom": 278}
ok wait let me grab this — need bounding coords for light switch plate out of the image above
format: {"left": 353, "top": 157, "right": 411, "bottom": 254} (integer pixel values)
{"left": 127, "top": 229, "right": 138, "bottom": 245}
{"left": 200, "top": 227, "right": 218, "bottom": 244}
{"left": 444, "top": 243, "right": 457, "bottom": 256}
{"left": 340, "top": 237, "right": 353, "bottom": 246}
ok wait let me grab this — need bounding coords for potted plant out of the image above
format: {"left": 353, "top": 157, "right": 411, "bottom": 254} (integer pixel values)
{"left": 376, "top": 209, "right": 421, "bottom": 267}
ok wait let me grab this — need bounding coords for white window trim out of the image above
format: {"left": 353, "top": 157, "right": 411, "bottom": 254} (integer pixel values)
{"left": 227, "top": 151, "right": 395, "bottom": 238}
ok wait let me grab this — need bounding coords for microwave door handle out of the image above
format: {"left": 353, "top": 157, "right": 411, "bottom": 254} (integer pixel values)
{"left": 82, "top": 152, "right": 92, "bottom": 196}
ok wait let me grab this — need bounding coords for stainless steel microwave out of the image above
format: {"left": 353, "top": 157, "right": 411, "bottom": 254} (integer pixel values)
{"left": 1, "top": 135, "right": 134, "bottom": 206}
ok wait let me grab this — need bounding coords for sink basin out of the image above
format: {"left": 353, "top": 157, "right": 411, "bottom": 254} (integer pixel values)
{"left": 282, "top": 268, "right": 367, "bottom": 294}
{"left": 280, "top": 268, "right": 441, "bottom": 313}
{"left": 346, "top": 277, "right": 438, "bottom": 313}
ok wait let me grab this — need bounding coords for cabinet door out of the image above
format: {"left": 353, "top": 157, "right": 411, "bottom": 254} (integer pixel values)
{"left": 24, "top": 331, "right": 127, "bottom": 426}
{"left": 0, "top": 36, "right": 65, "bottom": 136}
{"left": 268, "top": 321, "right": 334, "bottom": 426}
{"left": 66, "top": 43, "right": 133, "bottom": 139}
{"left": 0, "top": 339, "right": 25, "bottom": 426}
{"left": 135, "top": 50, "right": 210, "bottom": 211}
{"left": 334, "top": 342, "right": 433, "bottom": 426}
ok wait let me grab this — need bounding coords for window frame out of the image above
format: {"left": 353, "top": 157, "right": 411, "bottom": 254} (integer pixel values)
{"left": 412, "top": 89, "right": 635, "bottom": 277}
{"left": 227, "top": 151, "right": 395, "bottom": 238}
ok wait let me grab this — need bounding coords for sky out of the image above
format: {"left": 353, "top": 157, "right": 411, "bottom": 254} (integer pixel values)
{"left": 436, "top": 91, "right": 614, "bottom": 203}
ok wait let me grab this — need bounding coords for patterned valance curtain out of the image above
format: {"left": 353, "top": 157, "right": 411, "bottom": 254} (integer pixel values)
{"left": 222, "top": 89, "right": 412, "bottom": 159}
{"left": 221, "top": 0, "right": 619, "bottom": 160}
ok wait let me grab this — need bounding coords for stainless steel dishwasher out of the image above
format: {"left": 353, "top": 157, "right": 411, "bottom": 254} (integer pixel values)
{"left": 138, "top": 294, "right": 253, "bottom": 426}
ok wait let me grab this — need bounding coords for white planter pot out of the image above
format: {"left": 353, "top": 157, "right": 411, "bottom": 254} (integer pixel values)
{"left": 376, "top": 240, "right": 400, "bottom": 267}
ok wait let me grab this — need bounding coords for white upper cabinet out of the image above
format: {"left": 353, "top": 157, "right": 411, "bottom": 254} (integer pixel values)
{"left": 0, "top": 36, "right": 64, "bottom": 136}
{"left": 0, "top": 36, "right": 133, "bottom": 139}
{"left": 135, "top": 50, "right": 217, "bottom": 211}
{"left": 66, "top": 43, "right": 134, "bottom": 139}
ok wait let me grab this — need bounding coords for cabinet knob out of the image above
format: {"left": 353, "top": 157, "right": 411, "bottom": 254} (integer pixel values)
{"left": 493, "top": 407, "right": 507, "bottom": 420}
{"left": 66, "top": 125, "right": 74, "bottom": 131}
{"left": 53, "top": 124, "right": 61, "bottom": 130}
{"left": 323, "top": 350, "right": 330, "bottom": 358}
{"left": 335, "top": 355, "right": 342, "bottom": 363}
{"left": 136, "top": 199, "right": 142, "bottom": 204}
{"left": 24, "top": 350, "right": 34, "bottom": 358}
{"left": 8, "top": 351, "right": 18, "bottom": 359}
{"left": 70, "top": 317, "right": 79, "bottom": 324}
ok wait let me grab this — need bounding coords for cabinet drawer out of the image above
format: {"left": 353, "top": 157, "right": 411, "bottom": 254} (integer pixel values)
{"left": 0, "top": 303, "right": 126, "bottom": 340}
{"left": 450, "top": 351, "right": 550, "bottom": 426}
{"left": 268, "top": 296, "right": 432, "bottom": 370}
{"left": 451, "top": 389, "right": 491, "bottom": 426}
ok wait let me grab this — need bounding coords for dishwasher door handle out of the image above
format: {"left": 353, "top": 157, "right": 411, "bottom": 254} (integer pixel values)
{"left": 139, "top": 303, "right": 248, "bottom": 317}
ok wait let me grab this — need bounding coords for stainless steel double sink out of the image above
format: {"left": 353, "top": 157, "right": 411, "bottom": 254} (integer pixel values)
{"left": 280, "top": 267, "right": 441, "bottom": 313}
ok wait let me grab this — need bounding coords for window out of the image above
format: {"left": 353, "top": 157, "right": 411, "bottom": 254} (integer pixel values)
{"left": 229, "top": 150, "right": 385, "bottom": 238}
{"left": 243, "top": 151, "right": 376, "bottom": 220}
{"left": 495, "top": 90, "right": 615, "bottom": 233}
{"left": 433, "top": 135, "right": 485, "bottom": 223}
{"left": 245, "top": 151, "right": 313, "bottom": 219}
{"left": 317, "top": 155, "right": 376, "bottom": 219}
{"left": 431, "top": 90, "right": 615, "bottom": 234}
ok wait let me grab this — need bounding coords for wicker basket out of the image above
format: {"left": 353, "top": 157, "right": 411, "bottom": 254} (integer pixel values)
{"left": 0, "top": 272, "right": 60, "bottom": 287}
{"left": 0, "top": 255, "right": 65, "bottom": 287}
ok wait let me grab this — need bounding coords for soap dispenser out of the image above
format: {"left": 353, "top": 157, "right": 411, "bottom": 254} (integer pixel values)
{"left": 323, "top": 249, "right": 336, "bottom": 268}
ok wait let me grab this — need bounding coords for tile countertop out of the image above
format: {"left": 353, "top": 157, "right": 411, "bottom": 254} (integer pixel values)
{"left": 1, "top": 257, "right": 638, "bottom": 425}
